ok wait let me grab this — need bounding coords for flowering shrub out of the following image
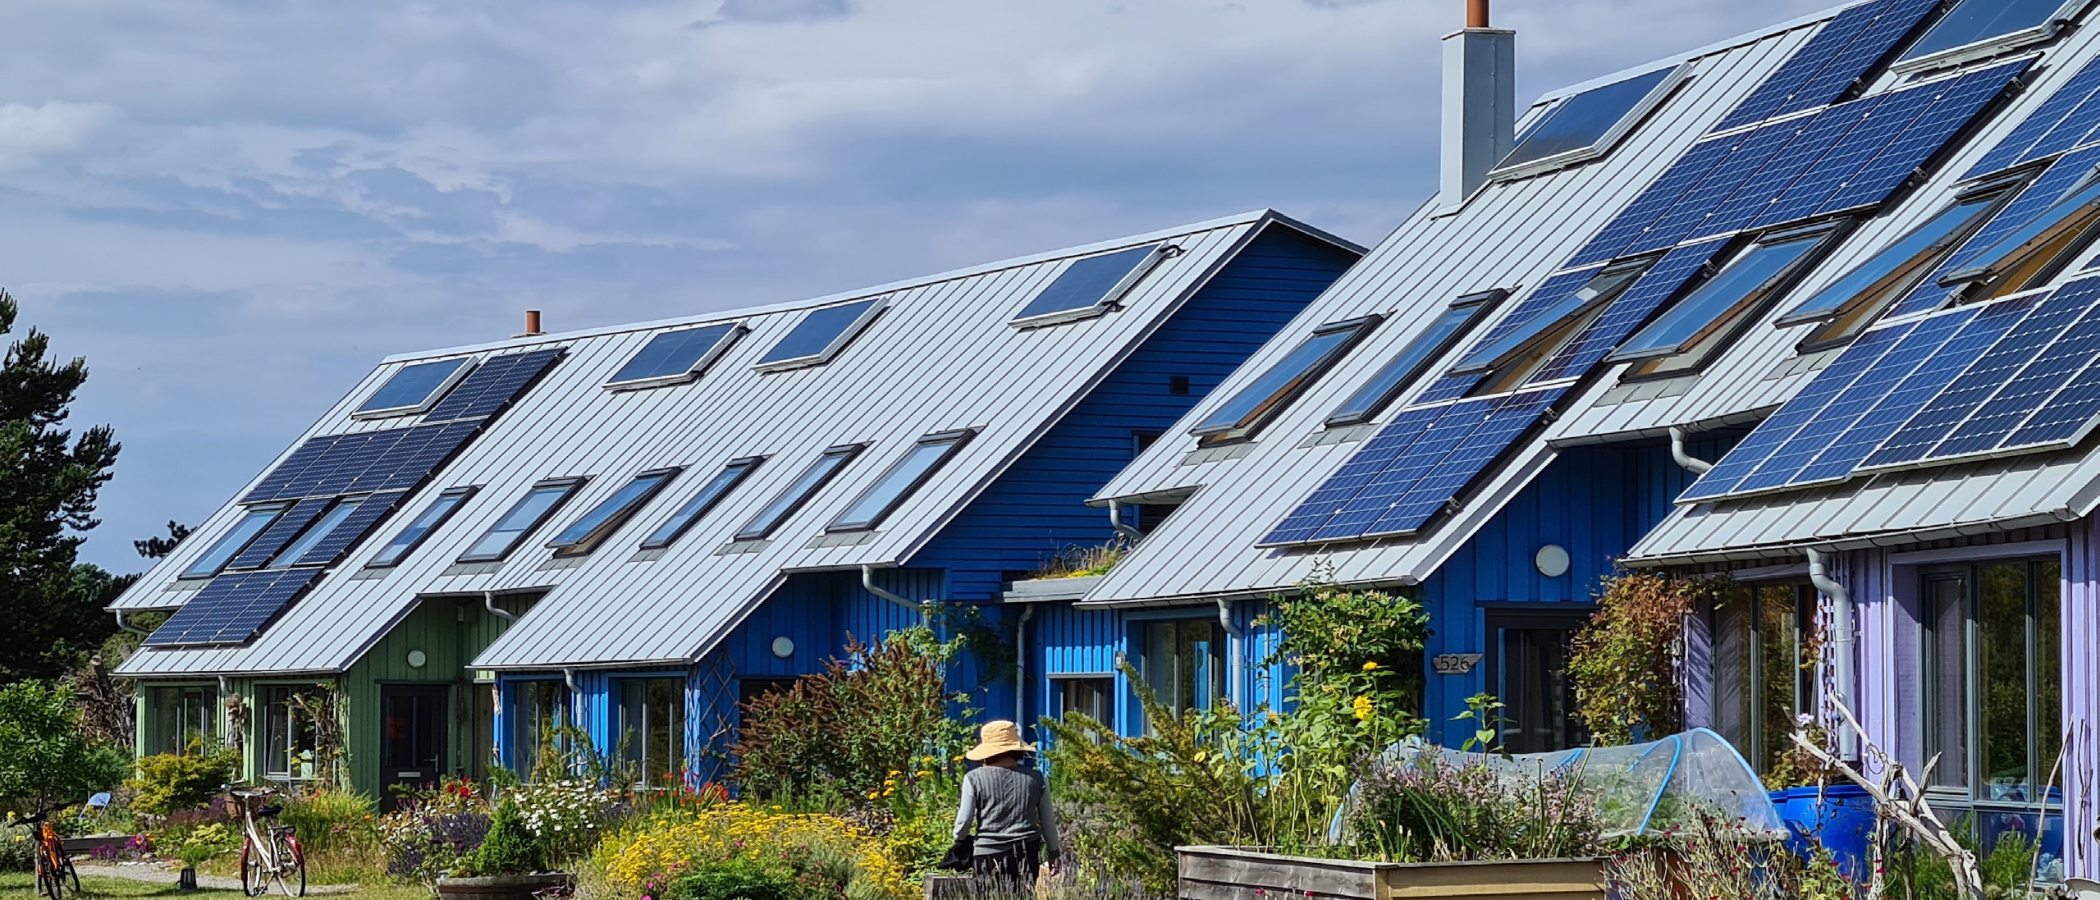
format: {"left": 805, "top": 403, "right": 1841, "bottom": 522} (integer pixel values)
{"left": 1346, "top": 750, "right": 1603, "bottom": 863}
{"left": 592, "top": 802, "right": 912, "bottom": 900}
{"left": 1570, "top": 571, "right": 1732, "bottom": 745}
{"left": 379, "top": 777, "right": 494, "bottom": 885}
{"left": 1, "top": 818, "right": 34, "bottom": 872}
{"left": 513, "top": 777, "right": 627, "bottom": 862}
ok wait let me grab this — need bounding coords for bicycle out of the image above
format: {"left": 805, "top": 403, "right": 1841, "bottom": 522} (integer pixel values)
{"left": 22, "top": 808, "right": 80, "bottom": 900}
{"left": 226, "top": 785, "right": 306, "bottom": 897}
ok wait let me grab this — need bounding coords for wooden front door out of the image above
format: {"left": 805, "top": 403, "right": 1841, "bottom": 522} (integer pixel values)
{"left": 380, "top": 684, "right": 448, "bottom": 807}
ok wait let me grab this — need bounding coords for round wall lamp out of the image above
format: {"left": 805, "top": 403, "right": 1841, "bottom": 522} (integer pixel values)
{"left": 406, "top": 649, "right": 428, "bottom": 669}
{"left": 770, "top": 636, "right": 796, "bottom": 659}
{"left": 1534, "top": 544, "right": 1571, "bottom": 578}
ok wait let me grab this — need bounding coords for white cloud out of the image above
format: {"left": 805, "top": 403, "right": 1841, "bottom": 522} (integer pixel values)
{"left": 0, "top": 101, "right": 119, "bottom": 169}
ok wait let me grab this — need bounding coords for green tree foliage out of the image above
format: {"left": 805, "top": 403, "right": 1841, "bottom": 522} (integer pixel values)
{"left": 1569, "top": 571, "right": 1731, "bottom": 745}
{"left": 0, "top": 292, "right": 122, "bottom": 682}
{"left": 126, "top": 744, "right": 240, "bottom": 815}
{"left": 467, "top": 796, "right": 545, "bottom": 876}
{"left": 0, "top": 681, "right": 128, "bottom": 809}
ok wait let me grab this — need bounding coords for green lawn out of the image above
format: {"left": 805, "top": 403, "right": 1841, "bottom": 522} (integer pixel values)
{"left": 0, "top": 873, "right": 429, "bottom": 900}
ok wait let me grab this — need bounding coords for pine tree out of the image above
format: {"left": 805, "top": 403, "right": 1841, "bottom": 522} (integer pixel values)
{"left": 0, "top": 290, "right": 121, "bottom": 682}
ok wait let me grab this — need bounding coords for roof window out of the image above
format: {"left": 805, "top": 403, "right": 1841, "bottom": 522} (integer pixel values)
{"left": 367, "top": 486, "right": 476, "bottom": 569}
{"left": 755, "top": 298, "right": 888, "bottom": 372}
{"left": 1192, "top": 316, "right": 1382, "bottom": 445}
{"left": 829, "top": 430, "right": 976, "bottom": 532}
{"left": 1941, "top": 168, "right": 2100, "bottom": 302}
{"left": 1612, "top": 223, "right": 1845, "bottom": 378}
{"left": 1452, "top": 260, "right": 1651, "bottom": 392}
{"left": 1010, "top": 245, "right": 1173, "bottom": 328}
{"left": 267, "top": 496, "right": 367, "bottom": 568}
{"left": 458, "top": 478, "right": 587, "bottom": 563}
{"left": 1780, "top": 184, "right": 2017, "bottom": 349}
{"left": 1326, "top": 291, "right": 1504, "bottom": 427}
{"left": 180, "top": 504, "right": 289, "bottom": 579}
{"left": 1896, "top": 0, "right": 2085, "bottom": 71}
{"left": 641, "top": 457, "right": 765, "bottom": 550}
{"left": 549, "top": 468, "right": 682, "bottom": 558}
{"left": 355, "top": 358, "right": 475, "bottom": 418}
{"left": 1492, "top": 65, "right": 1688, "bottom": 179}
{"left": 733, "top": 445, "right": 865, "bottom": 541}
{"left": 605, "top": 323, "right": 746, "bottom": 390}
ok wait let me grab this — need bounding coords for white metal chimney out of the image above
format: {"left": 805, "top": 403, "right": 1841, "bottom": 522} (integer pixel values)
{"left": 1440, "top": 0, "right": 1516, "bottom": 207}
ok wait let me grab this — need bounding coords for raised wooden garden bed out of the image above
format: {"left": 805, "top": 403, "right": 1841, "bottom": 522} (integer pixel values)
{"left": 1178, "top": 845, "right": 1607, "bottom": 900}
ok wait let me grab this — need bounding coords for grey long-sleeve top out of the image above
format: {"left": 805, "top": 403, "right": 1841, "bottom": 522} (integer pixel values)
{"left": 953, "top": 764, "right": 1061, "bottom": 858}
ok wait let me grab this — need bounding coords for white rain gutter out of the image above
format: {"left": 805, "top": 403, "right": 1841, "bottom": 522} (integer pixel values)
{"left": 1669, "top": 427, "right": 1714, "bottom": 475}
{"left": 1806, "top": 547, "right": 1859, "bottom": 762}
{"left": 863, "top": 565, "right": 930, "bottom": 627}
{"left": 1216, "top": 596, "right": 1243, "bottom": 708}
{"left": 484, "top": 592, "right": 518, "bottom": 623}
{"left": 1108, "top": 500, "right": 1144, "bottom": 541}
{"left": 1015, "top": 605, "right": 1037, "bottom": 722}
{"left": 114, "top": 610, "right": 150, "bottom": 636}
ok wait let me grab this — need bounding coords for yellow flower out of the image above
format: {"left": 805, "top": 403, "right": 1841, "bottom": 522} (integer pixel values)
{"left": 1352, "top": 695, "right": 1373, "bottom": 721}
{"left": 1362, "top": 660, "right": 1378, "bottom": 671}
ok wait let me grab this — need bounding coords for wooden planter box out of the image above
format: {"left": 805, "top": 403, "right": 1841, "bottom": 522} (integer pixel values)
{"left": 61, "top": 834, "right": 135, "bottom": 855}
{"left": 1177, "top": 846, "right": 1607, "bottom": 900}
{"left": 434, "top": 873, "right": 573, "bottom": 900}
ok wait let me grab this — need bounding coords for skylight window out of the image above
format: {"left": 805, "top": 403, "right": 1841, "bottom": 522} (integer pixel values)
{"left": 733, "top": 445, "right": 864, "bottom": 542}
{"left": 605, "top": 323, "right": 746, "bottom": 390}
{"left": 1451, "top": 260, "right": 1651, "bottom": 388}
{"left": 1493, "top": 65, "right": 1687, "bottom": 178}
{"left": 355, "top": 358, "right": 475, "bottom": 418}
{"left": 640, "top": 457, "right": 764, "bottom": 551}
{"left": 1192, "top": 316, "right": 1382, "bottom": 446}
{"left": 180, "top": 505, "right": 289, "bottom": 579}
{"left": 1010, "top": 245, "right": 1172, "bottom": 328}
{"left": 1941, "top": 170, "right": 2100, "bottom": 302}
{"left": 755, "top": 298, "right": 888, "bottom": 372}
{"left": 1611, "top": 224, "right": 1844, "bottom": 378}
{"left": 1326, "top": 291, "right": 1505, "bottom": 427}
{"left": 548, "top": 468, "right": 682, "bottom": 558}
{"left": 458, "top": 478, "right": 587, "bottom": 563}
{"left": 1779, "top": 187, "right": 2015, "bottom": 349}
{"left": 367, "top": 487, "right": 477, "bottom": 569}
{"left": 1897, "top": 0, "right": 2083, "bottom": 69}
{"left": 828, "top": 430, "right": 976, "bottom": 532}
{"left": 268, "top": 496, "right": 366, "bottom": 568}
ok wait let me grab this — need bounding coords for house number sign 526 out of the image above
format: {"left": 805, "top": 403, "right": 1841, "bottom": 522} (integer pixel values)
{"left": 1432, "top": 653, "right": 1483, "bottom": 675}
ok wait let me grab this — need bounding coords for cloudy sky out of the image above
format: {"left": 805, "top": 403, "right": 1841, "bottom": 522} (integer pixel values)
{"left": 5, "top": 0, "right": 1840, "bottom": 572}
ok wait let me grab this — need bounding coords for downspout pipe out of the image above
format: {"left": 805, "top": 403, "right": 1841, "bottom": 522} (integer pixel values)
{"left": 862, "top": 565, "right": 930, "bottom": 627}
{"left": 1806, "top": 547, "right": 1859, "bottom": 763}
{"left": 1108, "top": 501, "right": 1144, "bottom": 542}
{"left": 1669, "top": 427, "right": 1714, "bottom": 475}
{"left": 1217, "top": 597, "right": 1243, "bottom": 709}
{"left": 1015, "top": 605, "right": 1036, "bottom": 725}
{"left": 115, "top": 610, "right": 149, "bottom": 636}
{"left": 484, "top": 592, "right": 518, "bottom": 622}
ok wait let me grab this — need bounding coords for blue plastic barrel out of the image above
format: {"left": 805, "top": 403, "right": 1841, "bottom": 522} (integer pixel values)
{"left": 1770, "top": 785, "right": 1876, "bottom": 881}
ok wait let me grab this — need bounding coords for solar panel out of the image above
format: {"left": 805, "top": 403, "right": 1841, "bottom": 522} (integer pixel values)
{"left": 1538, "top": 239, "right": 1730, "bottom": 382}
{"left": 1306, "top": 399, "right": 1495, "bottom": 542}
{"left": 242, "top": 436, "right": 343, "bottom": 504}
{"left": 1817, "top": 59, "right": 2033, "bottom": 215}
{"left": 756, "top": 298, "right": 886, "bottom": 370}
{"left": 1731, "top": 310, "right": 1975, "bottom": 493}
{"left": 1010, "top": 245, "right": 1167, "bottom": 327}
{"left": 1790, "top": 300, "right": 2029, "bottom": 485}
{"left": 356, "top": 357, "right": 474, "bottom": 417}
{"left": 1885, "top": 148, "right": 2100, "bottom": 318}
{"left": 422, "top": 348, "right": 564, "bottom": 422}
{"left": 1772, "top": 0, "right": 1940, "bottom": 119}
{"left": 1360, "top": 387, "right": 1566, "bottom": 537}
{"left": 1569, "top": 135, "right": 1742, "bottom": 268}
{"left": 1263, "top": 405, "right": 1451, "bottom": 545}
{"left": 224, "top": 498, "right": 335, "bottom": 570}
{"left": 1713, "top": 0, "right": 1879, "bottom": 132}
{"left": 1859, "top": 286, "right": 2090, "bottom": 470}
{"left": 1967, "top": 54, "right": 2100, "bottom": 178}
{"left": 289, "top": 491, "right": 409, "bottom": 567}
{"left": 1678, "top": 321, "right": 1919, "bottom": 502}
{"left": 1699, "top": 104, "right": 1872, "bottom": 238}
{"left": 1759, "top": 90, "right": 1935, "bottom": 227}
{"left": 143, "top": 568, "right": 325, "bottom": 647}
{"left": 2004, "top": 348, "right": 2100, "bottom": 448}
{"left": 606, "top": 324, "right": 743, "bottom": 388}
{"left": 1495, "top": 67, "right": 1682, "bottom": 173}
{"left": 1626, "top": 120, "right": 1798, "bottom": 256}
{"left": 1927, "top": 277, "right": 2100, "bottom": 457}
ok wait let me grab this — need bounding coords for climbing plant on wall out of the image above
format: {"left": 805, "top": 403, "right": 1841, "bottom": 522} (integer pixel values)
{"left": 1569, "top": 570, "right": 1732, "bottom": 746}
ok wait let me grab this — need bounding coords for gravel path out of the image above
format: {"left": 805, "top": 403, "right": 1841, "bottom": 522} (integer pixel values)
{"left": 75, "top": 862, "right": 356, "bottom": 895}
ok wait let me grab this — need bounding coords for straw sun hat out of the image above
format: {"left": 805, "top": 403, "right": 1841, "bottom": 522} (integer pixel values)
{"left": 964, "top": 720, "right": 1035, "bottom": 761}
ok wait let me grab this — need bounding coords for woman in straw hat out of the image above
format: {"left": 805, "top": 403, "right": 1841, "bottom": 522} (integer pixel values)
{"left": 953, "top": 720, "right": 1061, "bottom": 890}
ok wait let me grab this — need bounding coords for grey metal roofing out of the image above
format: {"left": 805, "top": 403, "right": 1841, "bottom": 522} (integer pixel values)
{"left": 1080, "top": 0, "right": 2100, "bottom": 605}
{"left": 112, "top": 210, "right": 1360, "bottom": 676}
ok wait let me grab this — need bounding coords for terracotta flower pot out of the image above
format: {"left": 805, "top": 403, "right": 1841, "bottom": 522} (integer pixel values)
{"left": 434, "top": 872, "right": 572, "bottom": 900}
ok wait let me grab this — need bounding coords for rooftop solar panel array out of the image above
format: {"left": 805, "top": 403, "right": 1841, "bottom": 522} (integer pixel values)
{"left": 423, "top": 348, "right": 565, "bottom": 422}
{"left": 1714, "top": 0, "right": 1940, "bottom": 132}
{"left": 243, "top": 422, "right": 482, "bottom": 504}
{"left": 1967, "top": 54, "right": 2100, "bottom": 178}
{"left": 224, "top": 497, "right": 334, "bottom": 571}
{"left": 1887, "top": 145, "right": 2100, "bottom": 318}
{"left": 1681, "top": 273, "right": 2100, "bottom": 504}
{"left": 1531, "top": 239, "right": 1730, "bottom": 383}
{"left": 289, "top": 491, "right": 409, "bottom": 568}
{"left": 143, "top": 569, "right": 325, "bottom": 647}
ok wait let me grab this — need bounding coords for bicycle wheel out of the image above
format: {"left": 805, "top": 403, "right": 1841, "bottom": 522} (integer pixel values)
{"left": 60, "top": 854, "right": 80, "bottom": 896}
{"left": 242, "top": 841, "right": 267, "bottom": 897}
{"left": 274, "top": 832, "right": 305, "bottom": 897}
{"left": 35, "top": 848, "right": 57, "bottom": 900}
